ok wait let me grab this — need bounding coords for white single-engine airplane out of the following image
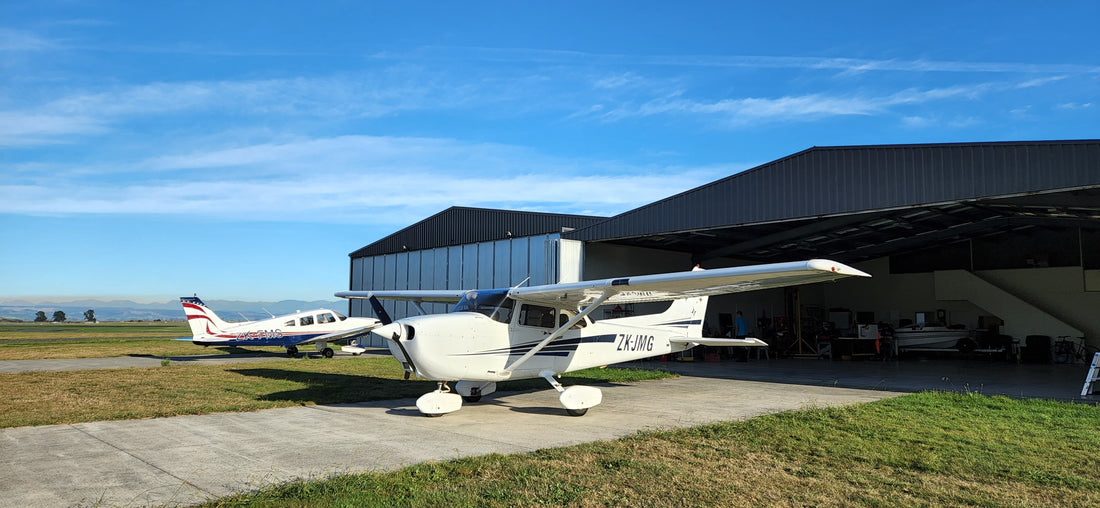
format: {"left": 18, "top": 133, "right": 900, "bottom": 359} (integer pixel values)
{"left": 336, "top": 259, "right": 870, "bottom": 417}
{"left": 179, "top": 295, "right": 382, "bottom": 357}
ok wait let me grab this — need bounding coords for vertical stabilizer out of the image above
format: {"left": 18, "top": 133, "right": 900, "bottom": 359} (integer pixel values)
{"left": 180, "top": 296, "right": 233, "bottom": 339}
{"left": 656, "top": 295, "right": 708, "bottom": 337}
{"left": 658, "top": 265, "right": 709, "bottom": 336}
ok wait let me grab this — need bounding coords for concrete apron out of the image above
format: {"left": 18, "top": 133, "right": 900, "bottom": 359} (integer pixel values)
{"left": 0, "top": 376, "right": 899, "bottom": 507}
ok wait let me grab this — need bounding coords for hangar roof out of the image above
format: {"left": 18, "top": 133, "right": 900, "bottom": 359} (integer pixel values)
{"left": 350, "top": 206, "right": 606, "bottom": 258}
{"left": 564, "top": 140, "right": 1100, "bottom": 264}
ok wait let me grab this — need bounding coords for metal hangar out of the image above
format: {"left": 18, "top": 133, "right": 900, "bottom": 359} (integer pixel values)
{"left": 347, "top": 140, "right": 1100, "bottom": 353}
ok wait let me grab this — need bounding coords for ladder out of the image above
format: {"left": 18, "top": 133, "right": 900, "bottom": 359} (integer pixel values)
{"left": 1082, "top": 352, "right": 1100, "bottom": 397}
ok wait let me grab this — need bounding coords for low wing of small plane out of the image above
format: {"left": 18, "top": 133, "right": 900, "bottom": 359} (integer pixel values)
{"left": 337, "top": 259, "right": 869, "bottom": 416}
{"left": 179, "top": 295, "right": 382, "bottom": 357}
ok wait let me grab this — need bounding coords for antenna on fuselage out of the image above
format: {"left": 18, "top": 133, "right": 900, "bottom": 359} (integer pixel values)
{"left": 261, "top": 307, "right": 275, "bottom": 318}
{"left": 511, "top": 276, "right": 531, "bottom": 289}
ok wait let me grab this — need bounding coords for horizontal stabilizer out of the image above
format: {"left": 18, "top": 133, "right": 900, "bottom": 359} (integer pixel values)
{"left": 670, "top": 337, "right": 768, "bottom": 347}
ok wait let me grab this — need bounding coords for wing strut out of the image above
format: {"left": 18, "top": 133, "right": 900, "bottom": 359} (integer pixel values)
{"left": 501, "top": 290, "right": 613, "bottom": 376}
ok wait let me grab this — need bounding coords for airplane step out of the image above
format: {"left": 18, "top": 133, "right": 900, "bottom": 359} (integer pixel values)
{"left": 1082, "top": 352, "right": 1100, "bottom": 397}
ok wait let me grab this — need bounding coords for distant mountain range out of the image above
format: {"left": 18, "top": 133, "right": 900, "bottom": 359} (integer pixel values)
{"left": 0, "top": 298, "right": 349, "bottom": 322}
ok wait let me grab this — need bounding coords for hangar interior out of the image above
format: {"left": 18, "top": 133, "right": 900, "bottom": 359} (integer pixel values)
{"left": 348, "top": 140, "right": 1100, "bottom": 360}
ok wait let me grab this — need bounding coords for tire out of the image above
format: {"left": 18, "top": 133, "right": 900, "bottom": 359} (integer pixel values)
{"left": 566, "top": 408, "right": 588, "bottom": 417}
{"left": 322, "top": 347, "right": 334, "bottom": 359}
{"left": 286, "top": 346, "right": 299, "bottom": 357}
{"left": 956, "top": 339, "right": 976, "bottom": 354}
{"left": 461, "top": 395, "right": 482, "bottom": 403}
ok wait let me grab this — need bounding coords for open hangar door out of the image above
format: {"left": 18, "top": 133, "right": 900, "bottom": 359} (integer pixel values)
{"left": 573, "top": 199, "right": 1100, "bottom": 363}
{"left": 562, "top": 141, "right": 1100, "bottom": 362}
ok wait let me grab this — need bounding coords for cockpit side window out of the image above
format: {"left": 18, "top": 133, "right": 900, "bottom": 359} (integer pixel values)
{"left": 300, "top": 315, "right": 314, "bottom": 326}
{"left": 491, "top": 298, "right": 514, "bottom": 324}
{"left": 318, "top": 313, "right": 336, "bottom": 324}
{"left": 559, "top": 310, "right": 587, "bottom": 329}
{"left": 519, "top": 304, "right": 556, "bottom": 328}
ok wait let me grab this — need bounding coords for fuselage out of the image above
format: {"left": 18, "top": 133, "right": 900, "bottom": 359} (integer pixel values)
{"left": 190, "top": 308, "right": 377, "bottom": 347}
{"left": 383, "top": 306, "right": 695, "bottom": 382}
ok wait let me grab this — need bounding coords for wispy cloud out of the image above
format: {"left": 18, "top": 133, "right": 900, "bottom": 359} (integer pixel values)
{"left": 0, "top": 112, "right": 108, "bottom": 146}
{"left": 405, "top": 46, "right": 1100, "bottom": 76}
{"left": 0, "top": 134, "right": 743, "bottom": 223}
{"left": 587, "top": 83, "right": 996, "bottom": 125}
{"left": 0, "top": 28, "right": 61, "bottom": 52}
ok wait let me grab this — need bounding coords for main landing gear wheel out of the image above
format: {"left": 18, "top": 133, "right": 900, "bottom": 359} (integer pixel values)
{"left": 321, "top": 347, "right": 334, "bottom": 358}
{"left": 956, "top": 338, "right": 977, "bottom": 354}
{"left": 286, "top": 346, "right": 298, "bottom": 357}
{"left": 566, "top": 408, "right": 588, "bottom": 417}
{"left": 461, "top": 395, "right": 482, "bottom": 403}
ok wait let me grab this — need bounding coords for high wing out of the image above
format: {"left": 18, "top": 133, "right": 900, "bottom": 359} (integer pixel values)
{"left": 508, "top": 259, "right": 869, "bottom": 309}
{"left": 335, "top": 289, "right": 467, "bottom": 304}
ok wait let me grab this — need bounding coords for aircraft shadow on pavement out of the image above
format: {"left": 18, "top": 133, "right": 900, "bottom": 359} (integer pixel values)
{"left": 381, "top": 395, "right": 579, "bottom": 418}
{"left": 229, "top": 368, "right": 436, "bottom": 404}
{"left": 228, "top": 367, "right": 635, "bottom": 408}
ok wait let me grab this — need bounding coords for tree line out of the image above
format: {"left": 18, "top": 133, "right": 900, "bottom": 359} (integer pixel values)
{"left": 33, "top": 309, "right": 96, "bottom": 323}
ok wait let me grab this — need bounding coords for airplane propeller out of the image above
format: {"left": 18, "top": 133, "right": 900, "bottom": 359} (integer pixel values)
{"left": 368, "top": 295, "right": 393, "bottom": 325}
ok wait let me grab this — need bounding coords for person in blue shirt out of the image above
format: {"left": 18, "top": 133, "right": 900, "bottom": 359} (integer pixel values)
{"left": 734, "top": 310, "right": 749, "bottom": 339}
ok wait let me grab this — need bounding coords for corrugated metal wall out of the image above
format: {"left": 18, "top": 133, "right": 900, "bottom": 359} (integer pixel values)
{"left": 349, "top": 233, "right": 565, "bottom": 346}
{"left": 351, "top": 207, "right": 605, "bottom": 258}
{"left": 568, "top": 140, "right": 1100, "bottom": 241}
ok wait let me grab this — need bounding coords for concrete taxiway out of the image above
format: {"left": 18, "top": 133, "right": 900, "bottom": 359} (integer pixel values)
{"left": 0, "top": 374, "right": 899, "bottom": 507}
{"left": 2, "top": 351, "right": 1094, "bottom": 507}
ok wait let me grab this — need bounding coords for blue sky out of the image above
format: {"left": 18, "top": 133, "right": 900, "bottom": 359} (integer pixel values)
{"left": 1, "top": 1, "right": 1097, "bottom": 302}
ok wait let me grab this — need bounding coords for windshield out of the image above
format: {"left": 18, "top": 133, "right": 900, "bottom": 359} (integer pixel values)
{"left": 451, "top": 289, "right": 510, "bottom": 318}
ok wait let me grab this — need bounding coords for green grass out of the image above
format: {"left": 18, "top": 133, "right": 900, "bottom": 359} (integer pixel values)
{"left": 205, "top": 392, "right": 1100, "bottom": 507}
{"left": 0, "top": 357, "right": 674, "bottom": 428}
{"left": 0, "top": 321, "right": 288, "bottom": 359}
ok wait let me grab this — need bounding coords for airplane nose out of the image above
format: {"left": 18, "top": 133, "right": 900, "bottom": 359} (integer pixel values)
{"left": 373, "top": 322, "right": 402, "bottom": 340}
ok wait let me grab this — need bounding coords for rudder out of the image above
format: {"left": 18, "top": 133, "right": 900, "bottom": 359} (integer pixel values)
{"left": 180, "top": 296, "right": 231, "bottom": 338}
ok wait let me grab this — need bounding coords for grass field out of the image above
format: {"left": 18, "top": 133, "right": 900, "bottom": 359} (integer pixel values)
{"left": 0, "top": 357, "right": 674, "bottom": 428}
{"left": 5, "top": 322, "right": 1099, "bottom": 506}
{"left": 0, "top": 321, "right": 288, "bottom": 359}
{"left": 206, "top": 392, "right": 1100, "bottom": 507}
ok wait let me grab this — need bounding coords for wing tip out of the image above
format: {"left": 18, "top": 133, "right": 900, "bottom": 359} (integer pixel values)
{"left": 807, "top": 259, "right": 872, "bottom": 278}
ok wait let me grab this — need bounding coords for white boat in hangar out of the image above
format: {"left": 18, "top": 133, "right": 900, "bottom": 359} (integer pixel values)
{"left": 894, "top": 325, "right": 974, "bottom": 351}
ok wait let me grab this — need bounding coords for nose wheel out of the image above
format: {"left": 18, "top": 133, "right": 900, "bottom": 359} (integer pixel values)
{"left": 416, "top": 382, "right": 463, "bottom": 417}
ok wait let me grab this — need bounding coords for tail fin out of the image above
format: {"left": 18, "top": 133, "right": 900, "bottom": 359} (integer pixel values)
{"left": 180, "top": 296, "right": 232, "bottom": 338}
{"left": 656, "top": 295, "right": 708, "bottom": 337}
{"left": 649, "top": 265, "right": 709, "bottom": 337}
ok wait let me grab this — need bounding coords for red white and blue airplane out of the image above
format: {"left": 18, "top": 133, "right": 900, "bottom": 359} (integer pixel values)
{"left": 179, "top": 295, "right": 381, "bottom": 357}
{"left": 337, "top": 259, "right": 870, "bottom": 417}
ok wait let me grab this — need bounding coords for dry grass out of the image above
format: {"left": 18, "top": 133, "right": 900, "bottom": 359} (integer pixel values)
{"left": 0, "top": 357, "right": 673, "bottom": 428}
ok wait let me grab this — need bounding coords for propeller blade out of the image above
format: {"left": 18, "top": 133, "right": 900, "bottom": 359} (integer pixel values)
{"left": 368, "top": 295, "right": 393, "bottom": 325}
